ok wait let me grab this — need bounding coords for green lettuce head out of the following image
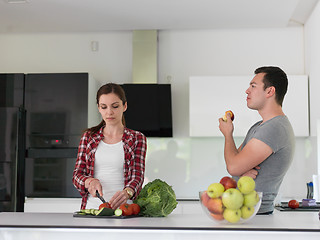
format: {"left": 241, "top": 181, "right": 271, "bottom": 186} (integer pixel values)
{"left": 134, "top": 179, "right": 178, "bottom": 217}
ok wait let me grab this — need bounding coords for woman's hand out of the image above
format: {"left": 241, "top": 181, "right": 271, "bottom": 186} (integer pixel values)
{"left": 109, "top": 189, "right": 131, "bottom": 210}
{"left": 85, "top": 178, "right": 102, "bottom": 197}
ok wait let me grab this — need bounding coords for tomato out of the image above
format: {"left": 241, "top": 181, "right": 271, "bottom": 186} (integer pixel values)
{"left": 131, "top": 203, "right": 140, "bottom": 215}
{"left": 119, "top": 203, "right": 133, "bottom": 216}
{"left": 288, "top": 199, "right": 299, "bottom": 209}
{"left": 99, "top": 202, "right": 111, "bottom": 210}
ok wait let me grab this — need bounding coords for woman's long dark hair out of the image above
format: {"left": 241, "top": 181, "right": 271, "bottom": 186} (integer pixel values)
{"left": 86, "top": 83, "right": 127, "bottom": 135}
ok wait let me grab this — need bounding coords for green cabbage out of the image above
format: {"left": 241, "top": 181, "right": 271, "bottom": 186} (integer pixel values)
{"left": 134, "top": 179, "right": 178, "bottom": 217}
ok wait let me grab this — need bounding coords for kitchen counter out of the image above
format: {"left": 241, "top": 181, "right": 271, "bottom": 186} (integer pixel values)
{"left": 0, "top": 202, "right": 320, "bottom": 240}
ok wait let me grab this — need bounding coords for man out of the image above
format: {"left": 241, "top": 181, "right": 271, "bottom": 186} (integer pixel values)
{"left": 219, "top": 66, "right": 295, "bottom": 214}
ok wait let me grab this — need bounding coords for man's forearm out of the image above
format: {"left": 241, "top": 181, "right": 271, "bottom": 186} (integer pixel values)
{"left": 224, "top": 134, "right": 239, "bottom": 175}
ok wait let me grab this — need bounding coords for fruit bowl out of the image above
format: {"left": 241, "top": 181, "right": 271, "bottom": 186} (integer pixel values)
{"left": 199, "top": 191, "right": 262, "bottom": 224}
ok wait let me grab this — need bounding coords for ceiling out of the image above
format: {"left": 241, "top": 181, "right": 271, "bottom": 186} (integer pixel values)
{"left": 0, "top": 0, "right": 318, "bottom": 33}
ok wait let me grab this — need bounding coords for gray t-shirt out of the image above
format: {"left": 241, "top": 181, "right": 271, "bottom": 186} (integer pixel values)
{"left": 234, "top": 115, "right": 295, "bottom": 213}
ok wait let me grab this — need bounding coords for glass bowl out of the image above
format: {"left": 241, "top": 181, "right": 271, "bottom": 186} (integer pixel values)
{"left": 199, "top": 190, "right": 262, "bottom": 224}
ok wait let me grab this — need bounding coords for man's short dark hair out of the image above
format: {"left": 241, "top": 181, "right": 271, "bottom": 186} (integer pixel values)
{"left": 254, "top": 66, "right": 288, "bottom": 106}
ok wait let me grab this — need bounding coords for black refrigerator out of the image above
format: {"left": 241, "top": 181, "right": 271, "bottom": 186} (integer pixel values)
{"left": 0, "top": 73, "right": 89, "bottom": 212}
{"left": 0, "top": 74, "right": 25, "bottom": 212}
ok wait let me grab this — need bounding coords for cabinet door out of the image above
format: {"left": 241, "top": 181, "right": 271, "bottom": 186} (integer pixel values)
{"left": 189, "top": 75, "right": 309, "bottom": 137}
{"left": 25, "top": 73, "right": 89, "bottom": 148}
{"left": 282, "top": 75, "right": 309, "bottom": 137}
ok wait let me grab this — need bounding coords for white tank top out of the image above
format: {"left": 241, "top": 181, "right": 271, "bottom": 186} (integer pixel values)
{"left": 86, "top": 140, "right": 124, "bottom": 209}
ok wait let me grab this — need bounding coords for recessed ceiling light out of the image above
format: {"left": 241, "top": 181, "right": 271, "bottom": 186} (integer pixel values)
{"left": 5, "top": 0, "right": 29, "bottom": 3}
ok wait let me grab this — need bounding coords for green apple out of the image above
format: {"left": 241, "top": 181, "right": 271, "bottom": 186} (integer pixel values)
{"left": 223, "top": 208, "right": 241, "bottom": 223}
{"left": 207, "top": 183, "right": 225, "bottom": 198}
{"left": 240, "top": 206, "right": 255, "bottom": 219}
{"left": 222, "top": 188, "right": 244, "bottom": 210}
{"left": 243, "top": 190, "right": 260, "bottom": 207}
{"left": 237, "top": 176, "right": 256, "bottom": 194}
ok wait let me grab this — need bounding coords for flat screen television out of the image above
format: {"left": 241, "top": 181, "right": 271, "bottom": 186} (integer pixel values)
{"left": 121, "top": 84, "right": 173, "bottom": 137}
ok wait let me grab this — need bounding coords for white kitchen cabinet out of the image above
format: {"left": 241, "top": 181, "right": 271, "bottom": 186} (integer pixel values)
{"left": 1, "top": 210, "right": 320, "bottom": 240}
{"left": 189, "top": 75, "right": 309, "bottom": 137}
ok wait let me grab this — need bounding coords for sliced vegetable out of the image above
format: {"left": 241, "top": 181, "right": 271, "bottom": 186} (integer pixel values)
{"left": 114, "top": 208, "right": 123, "bottom": 216}
{"left": 82, "top": 209, "right": 93, "bottom": 214}
{"left": 96, "top": 207, "right": 115, "bottom": 216}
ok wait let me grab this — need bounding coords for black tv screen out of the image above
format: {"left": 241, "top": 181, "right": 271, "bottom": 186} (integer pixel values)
{"left": 121, "top": 84, "right": 173, "bottom": 137}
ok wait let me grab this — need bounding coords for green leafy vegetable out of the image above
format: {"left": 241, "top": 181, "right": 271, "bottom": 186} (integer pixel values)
{"left": 134, "top": 179, "right": 178, "bottom": 217}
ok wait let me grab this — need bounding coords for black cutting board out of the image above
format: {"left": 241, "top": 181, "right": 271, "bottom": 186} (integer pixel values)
{"left": 73, "top": 212, "right": 142, "bottom": 219}
{"left": 275, "top": 202, "right": 320, "bottom": 212}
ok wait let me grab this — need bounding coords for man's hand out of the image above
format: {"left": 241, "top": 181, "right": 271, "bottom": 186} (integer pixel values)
{"left": 241, "top": 166, "right": 261, "bottom": 179}
{"left": 219, "top": 112, "right": 234, "bottom": 137}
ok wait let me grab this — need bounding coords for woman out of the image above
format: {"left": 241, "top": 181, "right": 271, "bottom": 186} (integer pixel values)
{"left": 72, "top": 83, "right": 147, "bottom": 210}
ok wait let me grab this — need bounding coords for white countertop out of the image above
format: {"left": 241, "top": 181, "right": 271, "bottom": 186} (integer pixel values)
{"left": 1, "top": 202, "right": 320, "bottom": 240}
{"left": 1, "top": 207, "right": 320, "bottom": 231}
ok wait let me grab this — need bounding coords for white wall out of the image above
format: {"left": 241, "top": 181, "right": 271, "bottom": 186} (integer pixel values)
{"left": 156, "top": 28, "right": 315, "bottom": 200}
{"left": 0, "top": 32, "right": 132, "bottom": 85}
{"left": 305, "top": 1, "right": 320, "bottom": 138}
{"left": 305, "top": 0, "right": 320, "bottom": 177}
{"left": 158, "top": 28, "right": 305, "bottom": 137}
{"left": 0, "top": 26, "right": 316, "bottom": 208}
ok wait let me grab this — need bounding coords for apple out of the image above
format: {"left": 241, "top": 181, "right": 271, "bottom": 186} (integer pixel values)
{"left": 220, "top": 176, "right": 237, "bottom": 190}
{"left": 207, "top": 198, "right": 224, "bottom": 214}
{"left": 241, "top": 206, "right": 255, "bottom": 219}
{"left": 222, "top": 188, "right": 244, "bottom": 210}
{"left": 243, "top": 190, "right": 260, "bottom": 207}
{"left": 222, "top": 110, "right": 234, "bottom": 122}
{"left": 223, "top": 208, "right": 241, "bottom": 223}
{"left": 237, "top": 176, "right": 256, "bottom": 194}
{"left": 207, "top": 183, "right": 225, "bottom": 198}
{"left": 288, "top": 199, "right": 299, "bottom": 209}
{"left": 210, "top": 212, "right": 224, "bottom": 221}
{"left": 201, "top": 191, "right": 211, "bottom": 207}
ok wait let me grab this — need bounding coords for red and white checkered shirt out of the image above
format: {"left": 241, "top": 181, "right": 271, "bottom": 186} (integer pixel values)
{"left": 72, "top": 127, "right": 147, "bottom": 209}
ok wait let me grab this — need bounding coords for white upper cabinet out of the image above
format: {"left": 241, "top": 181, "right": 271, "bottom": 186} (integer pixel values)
{"left": 189, "top": 75, "right": 309, "bottom": 137}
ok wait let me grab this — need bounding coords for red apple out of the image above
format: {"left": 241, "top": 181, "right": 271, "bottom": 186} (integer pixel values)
{"left": 222, "top": 110, "right": 235, "bottom": 122}
{"left": 220, "top": 176, "right": 237, "bottom": 190}
{"left": 201, "top": 191, "right": 210, "bottom": 207}
{"left": 207, "top": 198, "right": 224, "bottom": 214}
{"left": 210, "top": 212, "right": 224, "bottom": 221}
{"left": 288, "top": 199, "right": 299, "bottom": 209}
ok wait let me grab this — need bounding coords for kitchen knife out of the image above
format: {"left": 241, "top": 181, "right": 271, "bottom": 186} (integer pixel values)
{"left": 96, "top": 190, "right": 106, "bottom": 203}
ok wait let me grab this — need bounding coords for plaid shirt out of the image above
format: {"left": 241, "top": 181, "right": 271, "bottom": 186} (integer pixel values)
{"left": 72, "top": 127, "right": 147, "bottom": 209}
